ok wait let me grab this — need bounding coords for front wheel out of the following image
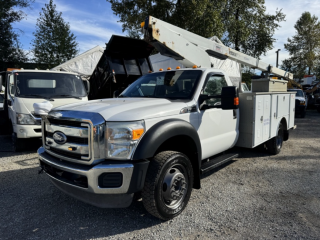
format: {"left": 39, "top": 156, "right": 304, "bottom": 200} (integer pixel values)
{"left": 266, "top": 123, "right": 284, "bottom": 155}
{"left": 142, "top": 151, "right": 194, "bottom": 220}
{"left": 12, "top": 133, "right": 25, "bottom": 152}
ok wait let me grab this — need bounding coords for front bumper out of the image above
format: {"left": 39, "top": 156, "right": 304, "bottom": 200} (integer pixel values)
{"left": 38, "top": 147, "right": 149, "bottom": 208}
{"left": 15, "top": 124, "right": 42, "bottom": 138}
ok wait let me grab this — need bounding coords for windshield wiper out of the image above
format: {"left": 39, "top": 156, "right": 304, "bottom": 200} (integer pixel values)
{"left": 21, "top": 94, "right": 54, "bottom": 101}
{"left": 53, "top": 94, "right": 82, "bottom": 100}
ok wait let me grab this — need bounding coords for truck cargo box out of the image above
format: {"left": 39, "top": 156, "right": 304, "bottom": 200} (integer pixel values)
{"left": 251, "top": 78, "right": 288, "bottom": 92}
{"left": 236, "top": 92, "right": 295, "bottom": 148}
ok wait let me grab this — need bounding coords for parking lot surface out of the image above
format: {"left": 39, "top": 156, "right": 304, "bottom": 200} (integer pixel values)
{"left": 1, "top": 110, "right": 320, "bottom": 239}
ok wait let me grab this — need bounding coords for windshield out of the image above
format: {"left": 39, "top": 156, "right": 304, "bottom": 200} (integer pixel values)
{"left": 288, "top": 89, "right": 304, "bottom": 97}
{"left": 15, "top": 72, "right": 86, "bottom": 98}
{"left": 120, "top": 70, "right": 203, "bottom": 99}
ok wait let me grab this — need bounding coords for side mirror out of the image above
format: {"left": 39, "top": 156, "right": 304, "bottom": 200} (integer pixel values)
{"left": 83, "top": 80, "right": 90, "bottom": 94}
{"left": 0, "top": 75, "right": 2, "bottom": 92}
{"left": 221, "top": 86, "right": 239, "bottom": 110}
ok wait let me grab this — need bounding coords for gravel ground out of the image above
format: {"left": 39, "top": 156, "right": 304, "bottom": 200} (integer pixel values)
{"left": 0, "top": 110, "right": 320, "bottom": 239}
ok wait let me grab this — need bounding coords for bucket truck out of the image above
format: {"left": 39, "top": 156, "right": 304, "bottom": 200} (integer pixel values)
{"left": 36, "top": 16, "right": 295, "bottom": 220}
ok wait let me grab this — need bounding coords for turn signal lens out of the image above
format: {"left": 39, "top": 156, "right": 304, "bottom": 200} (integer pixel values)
{"left": 148, "top": 70, "right": 153, "bottom": 73}
{"left": 167, "top": 67, "right": 171, "bottom": 70}
{"left": 192, "top": 65, "right": 197, "bottom": 69}
{"left": 176, "top": 66, "right": 180, "bottom": 69}
{"left": 141, "top": 22, "right": 145, "bottom": 28}
{"left": 300, "top": 102, "right": 305, "bottom": 105}
{"left": 159, "top": 68, "right": 163, "bottom": 71}
{"left": 234, "top": 97, "right": 239, "bottom": 106}
{"left": 132, "top": 129, "right": 144, "bottom": 140}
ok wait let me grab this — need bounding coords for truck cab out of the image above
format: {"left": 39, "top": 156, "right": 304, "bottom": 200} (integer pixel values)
{"left": 1, "top": 69, "right": 89, "bottom": 151}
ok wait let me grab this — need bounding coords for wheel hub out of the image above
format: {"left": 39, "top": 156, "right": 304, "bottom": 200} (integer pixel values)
{"left": 162, "top": 167, "right": 187, "bottom": 209}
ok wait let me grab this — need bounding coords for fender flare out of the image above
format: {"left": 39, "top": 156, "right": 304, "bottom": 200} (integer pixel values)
{"left": 132, "top": 119, "right": 202, "bottom": 169}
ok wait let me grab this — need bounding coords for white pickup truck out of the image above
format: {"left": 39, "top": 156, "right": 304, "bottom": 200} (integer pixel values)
{"left": 0, "top": 69, "right": 89, "bottom": 151}
{"left": 37, "top": 16, "right": 295, "bottom": 220}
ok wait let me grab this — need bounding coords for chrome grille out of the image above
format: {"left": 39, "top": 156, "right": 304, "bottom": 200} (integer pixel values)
{"left": 42, "top": 110, "right": 106, "bottom": 165}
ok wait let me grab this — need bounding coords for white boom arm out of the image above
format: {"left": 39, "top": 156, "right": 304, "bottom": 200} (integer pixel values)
{"left": 143, "top": 16, "right": 293, "bottom": 80}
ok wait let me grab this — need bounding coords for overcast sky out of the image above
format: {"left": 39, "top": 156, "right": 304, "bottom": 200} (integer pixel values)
{"left": 13, "top": 0, "right": 320, "bottom": 67}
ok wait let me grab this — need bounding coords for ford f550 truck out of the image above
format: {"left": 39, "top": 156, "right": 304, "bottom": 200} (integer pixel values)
{"left": 37, "top": 16, "right": 295, "bottom": 220}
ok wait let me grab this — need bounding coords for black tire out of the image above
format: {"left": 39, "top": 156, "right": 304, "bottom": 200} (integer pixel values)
{"left": 266, "top": 123, "right": 284, "bottom": 155}
{"left": 142, "top": 151, "right": 194, "bottom": 220}
{"left": 12, "top": 133, "right": 25, "bottom": 152}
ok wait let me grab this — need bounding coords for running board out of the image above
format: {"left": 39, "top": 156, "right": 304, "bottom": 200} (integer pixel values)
{"left": 200, "top": 153, "right": 239, "bottom": 174}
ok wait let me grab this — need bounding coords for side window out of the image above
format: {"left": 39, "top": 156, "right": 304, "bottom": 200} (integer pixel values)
{"left": 9, "top": 74, "right": 15, "bottom": 99}
{"left": 201, "top": 75, "right": 228, "bottom": 107}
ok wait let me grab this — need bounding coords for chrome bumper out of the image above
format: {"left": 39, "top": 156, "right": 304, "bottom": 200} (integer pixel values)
{"left": 38, "top": 147, "right": 134, "bottom": 194}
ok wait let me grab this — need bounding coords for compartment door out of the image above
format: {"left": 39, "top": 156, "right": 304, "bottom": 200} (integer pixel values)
{"left": 253, "top": 95, "right": 264, "bottom": 146}
{"left": 289, "top": 93, "right": 295, "bottom": 128}
{"left": 262, "top": 95, "right": 271, "bottom": 142}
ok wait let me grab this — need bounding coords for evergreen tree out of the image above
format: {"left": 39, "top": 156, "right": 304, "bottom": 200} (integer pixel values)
{"left": 283, "top": 12, "right": 320, "bottom": 78}
{"left": 0, "top": 0, "right": 31, "bottom": 66}
{"left": 32, "top": 0, "right": 78, "bottom": 68}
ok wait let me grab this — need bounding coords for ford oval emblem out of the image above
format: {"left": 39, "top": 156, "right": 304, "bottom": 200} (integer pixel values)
{"left": 53, "top": 132, "right": 67, "bottom": 144}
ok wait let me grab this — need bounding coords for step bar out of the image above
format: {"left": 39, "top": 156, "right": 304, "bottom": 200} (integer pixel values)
{"left": 200, "top": 153, "right": 239, "bottom": 174}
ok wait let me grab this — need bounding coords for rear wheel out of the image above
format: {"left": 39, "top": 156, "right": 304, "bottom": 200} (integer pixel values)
{"left": 266, "top": 123, "right": 284, "bottom": 155}
{"left": 142, "top": 151, "right": 194, "bottom": 220}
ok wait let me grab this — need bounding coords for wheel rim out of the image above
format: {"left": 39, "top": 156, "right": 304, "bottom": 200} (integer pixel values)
{"left": 276, "top": 127, "right": 283, "bottom": 150}
{"left": 161, "top": 164, "right": 188, "bottom": 210}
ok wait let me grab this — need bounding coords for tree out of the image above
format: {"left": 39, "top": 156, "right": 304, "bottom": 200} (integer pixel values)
{"left": 107, "top": 0, "right": 285, "bottom": 59}
{"left": 107, "top": 0, "right": 225, "bottom": 39}
{"left": 221, "top": 0, "right": 285, "bottom": 58}
{"left": 31, "top": 0, "right": 78, "bottom": 68}
{"left": 282, "top": 12, "right": 320, "bottom": 78}
{"left": 0, "top": 0, "right": 32, "bottom": 66}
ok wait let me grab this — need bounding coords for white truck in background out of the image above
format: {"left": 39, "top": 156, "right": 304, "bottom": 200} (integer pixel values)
{"left": 37, "top": 16, "right": 295, "bottom": 220}
{"left": 0, "top": 69, "right": 89, "bottom": 151}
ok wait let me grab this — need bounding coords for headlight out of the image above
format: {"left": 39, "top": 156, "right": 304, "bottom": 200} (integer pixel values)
{"left": 16, "top": 113, "right": 36, "bottom": 125}
{"left": 106, "top": 121, "right": 145, "bottom": 159}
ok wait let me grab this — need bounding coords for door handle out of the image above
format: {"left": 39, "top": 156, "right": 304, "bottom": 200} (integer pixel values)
{"left": 260, "top": 116, "right": 263, "bottom": 122}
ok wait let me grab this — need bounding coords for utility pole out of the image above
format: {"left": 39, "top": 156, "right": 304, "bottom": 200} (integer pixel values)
{"left": 275, "top": 49, "right": 281, "bottom": 68}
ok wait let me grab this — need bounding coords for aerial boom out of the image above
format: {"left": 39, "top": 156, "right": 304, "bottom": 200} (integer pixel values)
{"left": 142, "top": 16, "right": 293, "bottom": 80}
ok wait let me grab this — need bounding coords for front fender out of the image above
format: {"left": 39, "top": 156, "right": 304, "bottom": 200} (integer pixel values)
{"left": 132, "top": 119, "right": 202, "bottom": 167}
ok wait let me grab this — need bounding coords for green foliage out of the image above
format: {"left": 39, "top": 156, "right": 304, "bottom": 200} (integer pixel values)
{"left": 107, "top": 0, "right": 285, "bottom": 59}
{"left": 31, "top": 0, "right": 78, "bottom": 68}
{"left": 283, "top": 12, "right": 320, "bottom": 78}
{"left": 0, "top": 0, "right": 32, "bottom": 66}
{"left": 221, "top": 0, "right": 285, "bottom": 58}
{"left": 107, "top": 0, "right": 225, "bottom": 38}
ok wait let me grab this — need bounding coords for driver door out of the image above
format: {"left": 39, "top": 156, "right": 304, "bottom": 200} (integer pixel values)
{"left": 198, "top": 74, "right": 238, "bottom": 159}
{"left": 7, "top": 73, "right": 15, "bottom": 124}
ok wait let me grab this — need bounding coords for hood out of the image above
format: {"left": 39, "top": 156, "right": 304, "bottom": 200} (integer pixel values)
{"left": 14, "top": 97, "right": 87, "bottom": 115}
{"left": 53, "top": 98, "right": 188, "bottom": 121}
{"left": 295, "top": 96, "right": 306, "bottom": 102}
